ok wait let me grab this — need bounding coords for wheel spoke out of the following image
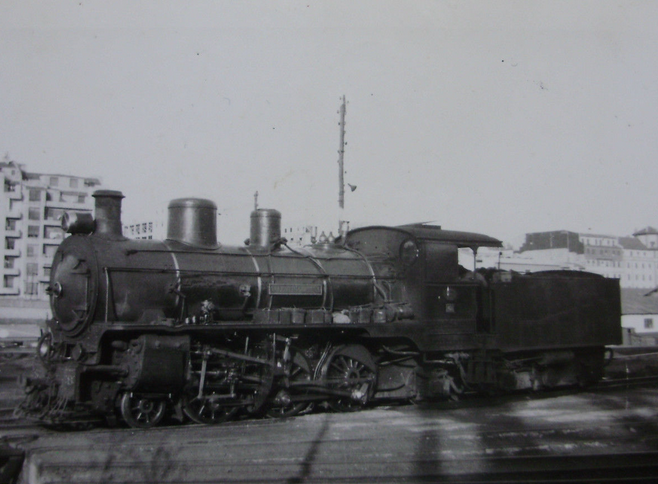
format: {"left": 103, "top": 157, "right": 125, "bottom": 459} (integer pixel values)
{"left": 266, "top": 350, "right": 313, "bottom": 419}
{"left": 322, "top": 347, "right": 376, "bottom": 413}
{"left": 120, "top": 393, "right": 166, "bottom": 429}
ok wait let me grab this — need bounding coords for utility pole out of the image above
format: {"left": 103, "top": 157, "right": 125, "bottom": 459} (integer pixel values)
{"left": 337, "top": 95, "right": 347, "bottom": 237}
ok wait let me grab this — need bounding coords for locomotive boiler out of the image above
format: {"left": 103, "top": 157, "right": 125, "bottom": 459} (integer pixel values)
{"left": 19, "top": 190, "right": 622, "bottom": 428}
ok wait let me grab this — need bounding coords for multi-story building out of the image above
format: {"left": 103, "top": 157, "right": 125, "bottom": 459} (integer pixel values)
{"left": 123, "top": 208, "right": 167, "bottom": 241}
{"left": 0, "top": 157, "right": 102, "bottom": 306}
{"left": 516, "top": 229, "right": 658, "bottom": 289}
{"left": 282, "top": 224, "right": 319, "bottom": 246}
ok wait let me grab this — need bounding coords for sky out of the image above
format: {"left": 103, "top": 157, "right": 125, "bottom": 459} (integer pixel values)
{"left": 1, "top": 1, "right": 657, "bottom": 246}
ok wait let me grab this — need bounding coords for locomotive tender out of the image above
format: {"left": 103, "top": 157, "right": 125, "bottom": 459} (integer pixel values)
{"left": 20, "top": 190, "right": 621, "bottom": 428}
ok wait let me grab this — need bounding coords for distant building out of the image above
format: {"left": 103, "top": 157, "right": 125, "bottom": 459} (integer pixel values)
{"left": 123, "top": 208, "right": 166, "bottom": 240}
{"left": 469, "top": 247, "right": 577, "bottom": 273}
{"left": 0, "top": 156, "right": 102, "bottom": 319}
{"left": 516, "top": 229, "right": 658, "bottom": 288}
{"left": 633, "top": 226, "right": 658, "bottom": 249}
{"left": 620, "top": 288, "right": 658, "bottom": 345}
{"left": 282, "top": 224, "right": 318, "bottom": 246}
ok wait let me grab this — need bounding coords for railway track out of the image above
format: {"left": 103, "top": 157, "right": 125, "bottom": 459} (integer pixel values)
{"left": 3, "top": 381, "right": 658, "bottom": 483}
{"left": 2, "top": 355, "right": 657, "bottom": 431}
{"left": 598, "top": 373, "right": 658, "bottom": 389}
{"left": 10, "top": 387, "right": 658, "bottom": 484}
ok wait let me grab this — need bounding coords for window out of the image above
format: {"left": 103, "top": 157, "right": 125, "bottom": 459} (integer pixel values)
{"left": 69, "top": 178, "right": 78, "bottom": 188}
{"left": 44, "top": 226, "right": 63, "bottom": 240}
{"left": 27, "top": 226, "right": 39, "bottom": 238}
{"left": 43, "top": 266, "right": 51, "bottom": 278}
{"left": 26, "top": 263, "right": 38, "bottom": 275}
{"left": 5, "top": 238, "right": 14, "bottom": 250}
{"left": 43, "top": 245, "right": 58, "bottom": 257}
{"left": 27, "top": 244, "right": 37, "bottom": 257}
{"left": 78, "top": 194, "right": 86, "bottom": 204}
{"left": 49, "top": 177, "right": 58, "bottom": 187}
{"left": 4, "top": 257, "right": 13, "bottom": 269}
{"left": 5, "top": 219, "right": 15, "bottom": 231}
{"left": 45, "top": 208, "right": 65, "bottom": 221}
{"left": 645, "top": 318, "right": 654, "bottom": 329}
{"left": 29, "top": 189, "right": 40, "bottom": 202}
{"left": 28, "top": 207, "right": 40, "bottom": 220}
{"left": 4, "top": 276, "right": 14, "bottom": 288}
{"left": 25, "top": 282, "right": 38, "bottom": 295}
{"left": 59, "top": 192, "right": 79, "bottom": 204}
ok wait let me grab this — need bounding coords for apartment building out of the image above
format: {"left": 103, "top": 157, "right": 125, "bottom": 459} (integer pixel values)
{"left": 518, "top": 229, "right": 658, "bottom": 289}
{"left": 123, "top": 208, "right": 167, "bottom": 240}
{"left": 0, "top": 158, "right": 102, "bottom": 303}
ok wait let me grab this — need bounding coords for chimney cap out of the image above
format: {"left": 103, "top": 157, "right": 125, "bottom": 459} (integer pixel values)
{"left": 168, "top": 198, "right": 216, "bottom": 210}
{"left": 93, "top": 189, "right": 124, "bottom": 199}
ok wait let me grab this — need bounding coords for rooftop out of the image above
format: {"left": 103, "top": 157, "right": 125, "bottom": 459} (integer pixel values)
{"left": 617, "top": 236, "right": 649, "bottom": 251}
{"left": 633, "top": 226, "right": 658, "bottom": 237}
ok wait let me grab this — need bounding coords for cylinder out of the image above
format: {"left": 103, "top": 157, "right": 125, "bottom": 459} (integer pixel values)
{"left": 250, "top": 209, "right": 281, "bottom": 248}
{"left": 93, "top": 190, "right": 124, "bottom": 237}
{"left": 167, "top": 198, "right": 218, "bottom": 249}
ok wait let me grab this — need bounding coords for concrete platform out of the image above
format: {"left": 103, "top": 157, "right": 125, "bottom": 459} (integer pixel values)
{"left": 9, "top": 386, "right": 658, "bottom": 483}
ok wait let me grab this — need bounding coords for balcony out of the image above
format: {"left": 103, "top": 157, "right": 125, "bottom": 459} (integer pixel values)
{"left": 6, "top": 210, "right": 22, "bottom": 219}
{"left": 4, "top": 249, "right": 21, "bottom": 257}
{"left": 3, "top": 267, "right": 20, "bottom": 276}
{"left": 45, "top": 200, "right": 90, "bottom": 210}
{"left": 43, "top": 236, "right": 64, "bottom": 246}
{"left": 0, "top": 287, "right": 20, "bottom": 296}
{"left": 43, "top": 218, "right": 62, "bottom": 227}
{"left": 4, "top": 229, "right": 22, "bottom": 238}
{"left": 6, "top": 190, "right": 23, "bottom": 201}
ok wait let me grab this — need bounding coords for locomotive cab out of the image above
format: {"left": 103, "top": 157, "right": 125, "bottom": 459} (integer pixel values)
{"left": 344, "top": 224, "right": 502, "bottom": 351}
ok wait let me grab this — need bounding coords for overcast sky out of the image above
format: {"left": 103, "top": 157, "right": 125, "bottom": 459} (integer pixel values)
{"left": 1, "top": 1, "right": 657, "bottom": 245}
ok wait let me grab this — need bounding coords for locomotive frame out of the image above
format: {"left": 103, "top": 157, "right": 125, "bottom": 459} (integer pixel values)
{"left": 19, "top": 190, "right": 622, "bottom": 428}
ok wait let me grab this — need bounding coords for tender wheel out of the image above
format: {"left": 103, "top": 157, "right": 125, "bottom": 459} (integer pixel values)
{"left": 120, "top": 392, "right": 166, "bottom": 428}
{"left": 182, "top": 394, "right": 239, "bottom": 424}
{"left": 321, "top": 345, "right": 377, "bottom": 412}
{"left": 267, "top": 351, "right": 313, "bottom": 418}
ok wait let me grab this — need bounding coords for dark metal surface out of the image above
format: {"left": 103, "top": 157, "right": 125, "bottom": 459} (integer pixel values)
{"left": 167, "top": 198, "right": 218, "bottom": 249}
{"left": 249, "top": 208, "right": 281, "bottom": 248}
{"left": 28, "top": 193, "right": 623, "bottom": 429}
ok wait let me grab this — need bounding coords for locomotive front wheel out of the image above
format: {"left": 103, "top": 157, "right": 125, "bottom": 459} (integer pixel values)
{"left": 120, "top": 393, "right": 166, "bottom": 429}
{"left": 321, "top": 345, "right": 377, "bottom": 413}
{"left": 182, "top": 394, "right": 239, "bottom": 424}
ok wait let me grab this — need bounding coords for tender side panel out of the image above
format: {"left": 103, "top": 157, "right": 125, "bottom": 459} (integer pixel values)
{"left": 492, "top": 273, "right": 622, "bottom": 351}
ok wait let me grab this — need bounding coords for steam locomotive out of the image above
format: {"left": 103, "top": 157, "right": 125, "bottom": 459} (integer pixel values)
{"left": 19, "top": 190, "right": 621, "bottom": 428}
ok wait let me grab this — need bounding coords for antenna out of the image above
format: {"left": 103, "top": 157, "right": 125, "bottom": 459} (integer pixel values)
{"left": 337, "top": 95, "right": 348, "bottom": 237}
{"left": 254, "top": 191, "right": 259, "bottom": 211}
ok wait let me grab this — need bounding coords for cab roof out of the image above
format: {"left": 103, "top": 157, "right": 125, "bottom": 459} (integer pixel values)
{"left": 346, "top": 223, "right": 502, "bottom": 250}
